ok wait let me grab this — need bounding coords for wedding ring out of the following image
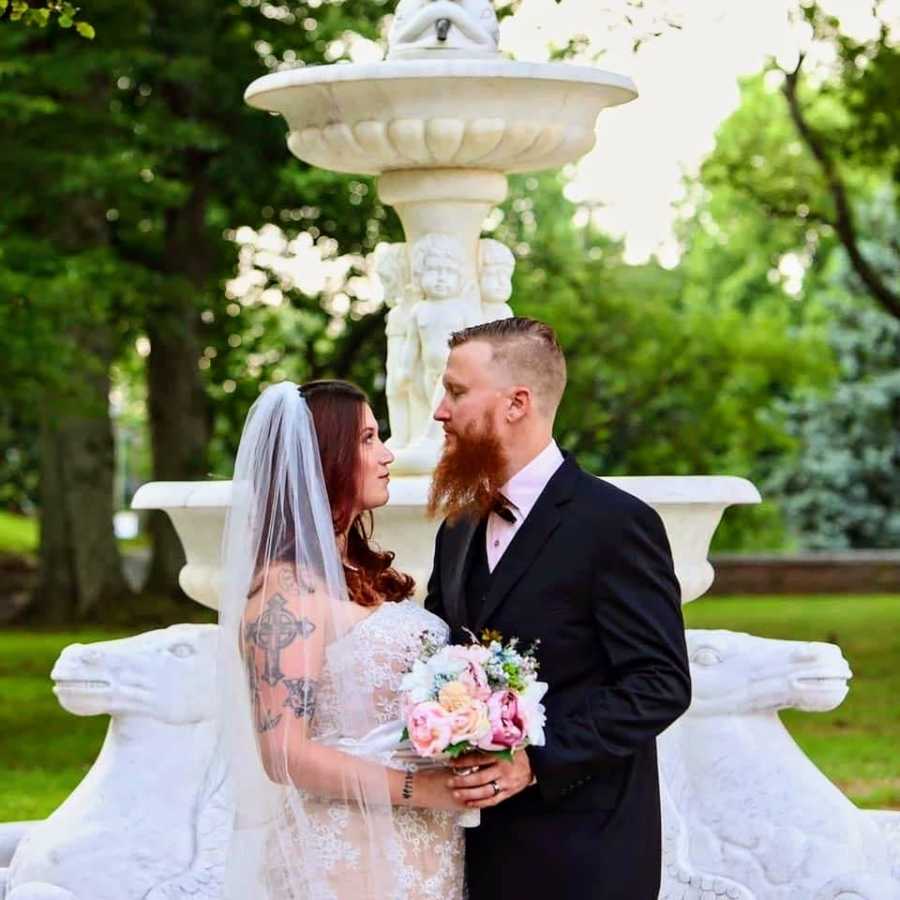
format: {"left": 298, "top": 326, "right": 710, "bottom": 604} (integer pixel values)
{"left": 491, "top": 779, "right": 501, "bottom": 797}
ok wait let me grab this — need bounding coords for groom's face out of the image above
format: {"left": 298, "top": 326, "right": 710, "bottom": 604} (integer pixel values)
{"left": 434, "top": 341, "right": 506, "bottom": 448}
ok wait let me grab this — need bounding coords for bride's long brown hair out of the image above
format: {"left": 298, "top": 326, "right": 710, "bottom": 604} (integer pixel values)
{"left": 300, "top": 380, "right": 414, "bottom": 607}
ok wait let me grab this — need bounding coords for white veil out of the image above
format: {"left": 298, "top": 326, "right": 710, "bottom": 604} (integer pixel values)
{"left": 216, "top": 381, "right": 400, "bottom": 898}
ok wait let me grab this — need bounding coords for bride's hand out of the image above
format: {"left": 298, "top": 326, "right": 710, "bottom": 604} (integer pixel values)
{"left": 408, "top": 768, "right": 467, "bottom": 811}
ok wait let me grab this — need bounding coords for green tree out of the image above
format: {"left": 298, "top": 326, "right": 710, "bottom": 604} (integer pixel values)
{"left": 702, "top": 2, "right": 898, "bottom": 321}
{"left": 0, "top": 0, "right": 400, "bottom": 620}
{"left": 491, "top": 172, "right": 832, "bottom": 550}
{"left": 691, "top": 4, "right": 899, "bottom": 546}
{"left": 0, "top": 0, "right": 94, "bottom": 37}
{"left": 771, "top": 232, "right": 900, "bottom": 548}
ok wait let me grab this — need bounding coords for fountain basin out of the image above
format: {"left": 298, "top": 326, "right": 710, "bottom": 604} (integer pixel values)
{"left": 132, "top": 474, "right": 759, "bottom": 610}
{"left": 244, "top": 60, "right": 637, "bottom": 175}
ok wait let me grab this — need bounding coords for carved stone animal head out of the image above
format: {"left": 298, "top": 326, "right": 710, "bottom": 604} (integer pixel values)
{"left": 50, "top": 624, "right": 219, "bottom": 724}
{"left": 389, "top": 0, "right": 500, "bottom": 56}
{"left": 685, "top": 629, "right": 852, "bottom": 717}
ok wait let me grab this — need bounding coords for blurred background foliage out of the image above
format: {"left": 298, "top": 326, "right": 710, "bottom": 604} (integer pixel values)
{"left": 0, "top": 0, "right": 897, "bottom": 623}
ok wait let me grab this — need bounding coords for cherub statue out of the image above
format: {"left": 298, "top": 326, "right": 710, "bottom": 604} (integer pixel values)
{"left": 401, "top": 234, "right": 480, "bottom": 428}
{"left": 387, "top": 0, "right": 501, "bottom": 60}
{"left": 478, "top": 238, "right": 515, "bottom": 323}
{"left": 375, "top": 242, "right": 429, "bottom": 450}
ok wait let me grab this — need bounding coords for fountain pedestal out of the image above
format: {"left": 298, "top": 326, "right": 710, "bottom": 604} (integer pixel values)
{"left": 379, "top": 168, "right": 507, "bottom": 293}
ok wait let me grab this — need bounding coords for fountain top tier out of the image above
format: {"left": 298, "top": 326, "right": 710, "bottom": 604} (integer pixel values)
{"left": 244, "top": 0, "right": 636, "bottom": 177}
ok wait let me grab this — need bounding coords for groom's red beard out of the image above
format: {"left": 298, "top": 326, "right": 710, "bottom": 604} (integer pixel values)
{"left": 427, "top": 416, "right": 509, "bottom": 523}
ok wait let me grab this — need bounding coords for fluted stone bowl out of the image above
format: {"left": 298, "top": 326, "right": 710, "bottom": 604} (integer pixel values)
{"left": 245, "top": 60, "right": 637, "bottom": 176}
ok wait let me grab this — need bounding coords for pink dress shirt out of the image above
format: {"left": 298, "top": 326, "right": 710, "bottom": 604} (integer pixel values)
{"left": 486, "top": 440, "right": 565, "bottom": 572}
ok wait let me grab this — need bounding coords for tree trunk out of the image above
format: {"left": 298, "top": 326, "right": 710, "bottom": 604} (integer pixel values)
{"left": 143, "top": 157, "right": 214, "bottom": 596}
{"left": 30, "top": 334, "right": 129, "bottom": 625}
{"left": 143, "top": 301, "right": 211, "bottom": 596}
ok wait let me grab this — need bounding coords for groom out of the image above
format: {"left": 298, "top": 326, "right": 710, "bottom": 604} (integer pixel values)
{"left": 424, "top": 317, "right": 691, "bottom": 900}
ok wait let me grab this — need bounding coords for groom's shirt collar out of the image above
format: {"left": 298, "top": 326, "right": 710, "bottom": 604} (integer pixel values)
{"left": 500, "top": 439, "right": 564, "bottom": 524}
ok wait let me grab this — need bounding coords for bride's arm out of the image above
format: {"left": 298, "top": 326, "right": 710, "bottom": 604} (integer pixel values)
{"left": 242, "top": 568, "right": 461, "bottom": 811}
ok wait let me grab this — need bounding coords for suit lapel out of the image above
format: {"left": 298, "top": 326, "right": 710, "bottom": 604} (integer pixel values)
{"left": 440, "top": 514, "right": 479, "bottom": 634}
{"left": 475, "top": 456, "right": 579, "bottom": 633}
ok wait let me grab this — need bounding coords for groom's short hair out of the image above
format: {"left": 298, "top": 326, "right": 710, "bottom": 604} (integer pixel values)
{"left": 448, "top": 317, "right": 567, "bottom": 418}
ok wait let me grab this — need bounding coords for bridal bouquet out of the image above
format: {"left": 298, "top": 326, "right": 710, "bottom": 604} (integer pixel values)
{"left": 399, "top": 630, "right": 548, "bottom": 826}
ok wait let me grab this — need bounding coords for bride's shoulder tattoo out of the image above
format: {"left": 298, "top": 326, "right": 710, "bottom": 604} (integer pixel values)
{"left": 257, "top": 709, "right": 283, "bottom": 733}
{"left": 246, "top": 658, "right": 284, "bottom": 733}
{"left": 282, "top": 677, "right": 319, "bottom": 719}
{"left": 244, "top": 593, "right": 318, "bottom": 687}
{"left": 278, "top": 565, "right": 318, "bottom": 595}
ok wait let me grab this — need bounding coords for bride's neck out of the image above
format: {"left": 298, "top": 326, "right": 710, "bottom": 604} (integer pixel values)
{"left": 337, "top": 509, "right": 364, "bottom": 567}
{"left": 336, "top": 528, "right": 354, "bottom": 566}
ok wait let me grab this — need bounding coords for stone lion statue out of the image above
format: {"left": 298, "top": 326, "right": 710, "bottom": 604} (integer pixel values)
{"left": 658, "top": 629, "right": 899, "bottom": 900}
{"left": 1, "top": 624, "right": 232, "bottom": 900}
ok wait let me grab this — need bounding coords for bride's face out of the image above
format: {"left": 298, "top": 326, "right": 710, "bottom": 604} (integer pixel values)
{"left": 357, "top": 404, "right": 394, "bottom": 513}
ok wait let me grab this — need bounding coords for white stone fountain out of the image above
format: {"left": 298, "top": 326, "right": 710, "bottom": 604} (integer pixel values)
{"left": 131, "top": 0, "right": 760, "bottom": 604}
{"left": 5, "top": 4, "right": 897, "bottom": 899}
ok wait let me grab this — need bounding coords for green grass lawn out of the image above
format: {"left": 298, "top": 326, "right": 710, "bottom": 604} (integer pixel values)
{"left": 0, "top": 510, "right": 149, "bottom": 559}
{"left": 0, "top": 511, "right": 38, "bottom": 556}
{"left": 0, "top": 629, "right": 132, "bottom": 821}
{"left": 0, "top": 595, "right": 897, "bottom": 822}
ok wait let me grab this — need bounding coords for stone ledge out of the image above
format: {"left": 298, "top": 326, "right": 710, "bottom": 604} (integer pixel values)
{"left": 709, "top": 551, "right": 900, "bottom": 595}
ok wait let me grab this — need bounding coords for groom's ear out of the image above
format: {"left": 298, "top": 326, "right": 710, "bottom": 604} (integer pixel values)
{"left": 505, "top": 386, "right": 532, "bottom": 422}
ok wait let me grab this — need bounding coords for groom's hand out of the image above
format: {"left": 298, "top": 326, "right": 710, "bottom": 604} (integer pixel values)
{"left": 447, "top": 750, "right": 534, "bottom": 808}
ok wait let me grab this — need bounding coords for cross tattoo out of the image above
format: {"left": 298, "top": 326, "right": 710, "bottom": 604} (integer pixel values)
{"left": 244, "top": 594, "right": 317, "bottom": 686}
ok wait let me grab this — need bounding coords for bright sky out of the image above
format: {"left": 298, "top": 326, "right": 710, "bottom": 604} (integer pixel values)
{"left": 498, "top": 0, "right": 895, "bottom": 264}
{"left": 233, "top": 0, "right": 897, "bottom": 319}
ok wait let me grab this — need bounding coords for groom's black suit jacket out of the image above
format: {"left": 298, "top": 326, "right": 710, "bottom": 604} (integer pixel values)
{"left": 425, "top": 454, "right": 691, "bottom": 900}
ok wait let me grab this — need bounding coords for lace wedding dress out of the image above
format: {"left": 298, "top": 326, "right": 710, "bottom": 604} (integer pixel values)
{"left": 266, "top": 599, "right": 465, "bottom": 900}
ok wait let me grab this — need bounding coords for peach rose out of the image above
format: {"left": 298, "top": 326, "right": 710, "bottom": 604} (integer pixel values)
{"left": 438, "top": 680, "right": 472, "bottom": 712}
{"left": 449, "top": 699, "right": 490, "bottom": 744}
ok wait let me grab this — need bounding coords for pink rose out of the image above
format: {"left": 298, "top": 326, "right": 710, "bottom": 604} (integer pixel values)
{"left": 457, "top": 660, "right": 491, "bottom": 701}
{"left": 516, "top": 681, "right": 548, "bottom": 747}
{"left": 477, "top": 690, "right": 526, "bottom": 751}
{"left": 449, "top": 699, "right": 490, "bottom": 744}
{"left": 407, "top": 701, "right": 454, "bottom": 757}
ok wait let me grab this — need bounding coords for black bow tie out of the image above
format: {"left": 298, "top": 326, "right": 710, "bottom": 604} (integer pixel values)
{"left": 489, "top": 494, "right": 517, "bottom": 524}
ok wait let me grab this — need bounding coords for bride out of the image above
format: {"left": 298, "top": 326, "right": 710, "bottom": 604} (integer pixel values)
{"left": 217, "top": 379, "right": 465, "bottom": 899}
